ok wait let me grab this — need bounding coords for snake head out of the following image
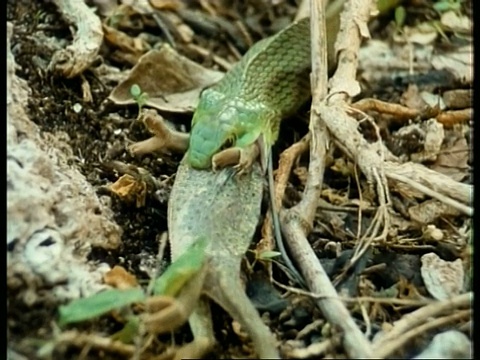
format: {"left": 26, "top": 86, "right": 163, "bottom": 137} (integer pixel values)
{"left": 187, "top": 99, "right": 263, "bottom": 169}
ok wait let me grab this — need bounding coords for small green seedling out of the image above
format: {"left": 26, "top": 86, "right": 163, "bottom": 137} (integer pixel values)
{"left": 130, "top": 84, "right": 148, "bottom": 114}
{"left": 153, "top": 236, "right": 208, "bottom": 296}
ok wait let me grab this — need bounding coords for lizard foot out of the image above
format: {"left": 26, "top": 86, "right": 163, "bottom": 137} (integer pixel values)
{"left": 142, "top": 264, "right": 207, "bottom": 334}
{"left": 211, "top": 147, "right": 240, "bottom": 170}
{"left": 212, "top": 142, "right": 260, "bottom": 175}
{"left": 129, "top": 109, "right": 189, "bottom": 155}
{"left": 141, "top": 295, "right": 191, "bottom": 334}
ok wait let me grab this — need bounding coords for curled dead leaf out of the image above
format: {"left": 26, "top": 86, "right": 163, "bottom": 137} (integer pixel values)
{"left": 109, "top": 174, "right": 147, "bottom": 207}
{"left": 104, "top": 265, "right": 139, "bottom": 289}
{"left": 109, "top": 45, "right": 224, "bottom": 113}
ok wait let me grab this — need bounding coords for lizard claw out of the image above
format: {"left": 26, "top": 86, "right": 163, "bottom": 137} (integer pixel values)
{"left": 233, "top": 142, "right": 260, "bottom": 175}
{"left": 232, "top": 151, "right": 255, "bottom": 176}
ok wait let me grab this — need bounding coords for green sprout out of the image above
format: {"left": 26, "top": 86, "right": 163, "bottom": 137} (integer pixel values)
{"left": 130, "top": 84, "right": 148, "bottom": 114}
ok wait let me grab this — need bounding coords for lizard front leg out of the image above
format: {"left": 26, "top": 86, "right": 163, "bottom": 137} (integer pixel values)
{"left": 129, "top": 109, "right": 189, "bottom": 156}
{"left": 211, "top": 142, "right": 260, "bottom": 174}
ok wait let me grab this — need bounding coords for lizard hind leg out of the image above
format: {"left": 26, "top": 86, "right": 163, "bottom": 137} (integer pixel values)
{"left": 212, "top": 281, "right": 280, "bottom": 359}
{"left": 174, "top": 299, "right": 216, "bottom": 360}
{"left": 156, "top": 299, "right": 215, "bottom": 360}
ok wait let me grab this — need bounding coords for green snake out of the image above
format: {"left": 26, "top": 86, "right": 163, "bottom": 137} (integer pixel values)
{"left": 186, "top": 17, "right": 312, "bottom": 169}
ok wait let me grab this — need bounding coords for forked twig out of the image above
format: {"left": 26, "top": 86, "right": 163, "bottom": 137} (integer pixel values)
{"left": 49, "top": 0, "right": 103, "bottom": 78}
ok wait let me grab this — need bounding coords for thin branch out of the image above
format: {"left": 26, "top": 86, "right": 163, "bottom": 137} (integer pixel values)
{"left": 373, "top": 309, "right": 471, "bottom": 358}
{"left": 386, "top": 171, "right": 472, "bottom": 216}
{"left": 281, "top": 0, "right": 374, "bottom": 358}
{"left": 384, "top": 161, "right": 472, "bottom": 206}
{"left": 372, "top": 292, "right": 472, "bottom": 348}
{"left": 54, "top": 330, "right": 135, "bottom": 357}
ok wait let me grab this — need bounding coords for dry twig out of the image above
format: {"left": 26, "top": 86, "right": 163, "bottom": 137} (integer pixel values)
{"left": 374, "top": 308, "right": 471, "bottom": 358}
{"left": 372, "top": 292, "right": 472, "bottom": 349}
{"left": 387, "top": 171, "right": 472, "bottom": 216}
{"left": 384, "top": 161, "right": 472, "bottom": 206}
{"left": 52, "top": 330, "right": 135, "bottom": 357}
{"left": 49, "top": 0, "right": 103, "bottom": 78}
{"left": 280, "top": 0, "right": 375, "bottom": 358}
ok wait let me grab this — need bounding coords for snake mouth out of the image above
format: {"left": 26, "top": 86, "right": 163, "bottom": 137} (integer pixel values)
{"left": 186, "top": 148, "right": 212, "bottom": 169}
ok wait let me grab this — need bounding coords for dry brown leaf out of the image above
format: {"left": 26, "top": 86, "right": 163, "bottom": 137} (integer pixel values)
{"left": 432, "top": 45, "right": 473, "bottom": 84}
{"left": 421, "top": 253, "right": 464, "bottom": 300}
{"left": 109, "top": 45, "right": 224, "bottom": 113}
{"left": 320, "top": 188, "right": 350, "bottom": 206}
{"left": 440, "top": 11, "right": 471, "bottom": 34}
{"left": 430, "top": 137, "right": 469, "bottom": 182}
{"left": 109, "top": 174, "right": 147, "bottom": 207}
{"left": 330, "top": 157, "right": 355, "bottom": 177}
{"left": 442, "top": 89, "right": 472, "bottom": 109}
{"left": 104, "top": 265, "right": 139, "bottom": 289}
{"left": 149, "top": 0, "right": 183, "bottom": 11}
{"left": 408, "top": 199, "right": 461, "bottom": 224}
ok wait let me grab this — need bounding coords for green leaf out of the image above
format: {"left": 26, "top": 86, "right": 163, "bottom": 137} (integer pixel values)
{"left": 394, "top": 6, "right": 406, "bottom": 28}
{"left": 433, "top": 0, "right": 461, "bottom": 13}
{"left": 258, "top": 250, "right": 282, "bottom": 260}
{"left": 111, "top": 316, "right": 140, "bottom": 343}
{"left": 58, "top": 288, "right": 146, "bottom": 326}
{"left": 153, "top": 237, "right": 208, "bottom": 296}
{"left": 130, "top": 84, "right": 142, "bottom": 99}
{"left": 376, "top": 0, "right": 402, "bottom": 14}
